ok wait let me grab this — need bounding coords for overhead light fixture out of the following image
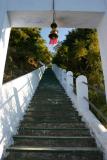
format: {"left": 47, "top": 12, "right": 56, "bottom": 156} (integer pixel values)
{"left": 49, "top": 0, "right": 58, "bottom": 45}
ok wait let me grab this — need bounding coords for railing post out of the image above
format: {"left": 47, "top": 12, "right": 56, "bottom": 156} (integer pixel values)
{"left": 62, "top": 69, "right": 66, "bottom": 90}
{"left": 56, "top": 66, "right": 59, "bottom": 79}
{"left": 52, "top": 64, "right": 56, "bottom": 75}
{"left": 58, "top": 67, "right": 62, "bottom": 82}
{"left": 0, "top": 86, "right": 3, "bottom": 105}
{"left": 60, "top": 68, "right": 63, "bottom": 85}
{"left": 76, "top": 75, "right": 89, "bottom": 110}
{"left": 66, "top": 71, "right": 73, "bottom": 98}
{"left": 53, "top": 64, "right": 56, "bottom": 75}
{"left": 57, "top": 67, "right": 60, "bottom": 81}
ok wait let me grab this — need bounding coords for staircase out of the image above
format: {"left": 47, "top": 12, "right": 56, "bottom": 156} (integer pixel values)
{"left": 4, "top": 69, "right": 103, "bottom": 160}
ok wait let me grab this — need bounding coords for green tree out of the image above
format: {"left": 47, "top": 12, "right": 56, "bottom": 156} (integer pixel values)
{"left": 53, "top": 29, "right": 103, "bottom": 86}
{"left": 4, "top": 27, "right": 52, "bottom": 83}
{"left": 53, "top": 29, "right": 107, "bottom": 126}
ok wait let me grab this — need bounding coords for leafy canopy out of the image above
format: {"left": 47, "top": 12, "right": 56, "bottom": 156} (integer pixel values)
{"left": 4, "top": 27, "right": 52, "bottom": 83}
{"left": 53, "top": 28, "right": 103, "bottom": 86}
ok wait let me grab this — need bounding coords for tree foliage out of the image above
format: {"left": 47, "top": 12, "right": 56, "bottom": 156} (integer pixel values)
{"left": 53, "top": 28, "right": 103, "bottom": 86}
{"left": 4, "top": 27, "right": 52, "bottom": 83}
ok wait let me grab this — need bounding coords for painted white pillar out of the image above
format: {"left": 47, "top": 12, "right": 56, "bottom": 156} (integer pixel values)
{"left": 59, "top": 67, "right": 62, "bottom": 82}
{"left": 0, "top": 12, "right": 11, "bottom": 86}
{"left": 56, "top": 66, "right": 60, "bottom": 81}
{"left": 62, "top": 69, "right": 66, "bottom": 90}
{"left": 66, "top": 71, "right": 73, "bottom": 98}
{"left": 76, "top": 75, "right": 89, "bottom": 111}
{"left": 53, "top": 64, "right": 57, "bottom": 76}
{"left": 97, "top": 12, "right": 107, "bottom": 101}
{"left": 60, "top": 69, "right": 63, "bottom": 85}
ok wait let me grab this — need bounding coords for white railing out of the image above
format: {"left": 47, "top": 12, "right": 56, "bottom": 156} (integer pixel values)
{"left": 52, "top": 64, "right": 89, "bottom": 109}
{"left": 52, "top": 64, "right": 107, "bottom": 160}
{"left": 0, "top": 65, "right": 46, "bottom": 159}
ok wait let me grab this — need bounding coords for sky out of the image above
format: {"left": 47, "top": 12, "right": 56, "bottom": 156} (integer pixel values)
{"left": 41, "top": 27, "right": 72, "bottom": 52}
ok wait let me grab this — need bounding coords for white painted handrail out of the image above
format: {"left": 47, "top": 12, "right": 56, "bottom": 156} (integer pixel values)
{"left": 0, "top": 65, "right": 46, "bottom": 159}
{"left": 76, "top": 75, "right": 89, "bottom": 110}
{"left": 52, "top": 64, "right": 107, "bottom": 160}
{"left": 66, "top": 71, "right": 73, "bottom": 97}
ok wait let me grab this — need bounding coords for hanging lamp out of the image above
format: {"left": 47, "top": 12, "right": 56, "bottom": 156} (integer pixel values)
{"left": 49, "top": 0, "right": 58, "bottom": 45}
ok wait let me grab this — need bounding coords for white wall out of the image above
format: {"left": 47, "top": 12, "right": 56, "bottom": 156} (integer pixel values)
{"left": 0, "top": 12, "right": 11, "bottom": 86}
{"left": 0, "top": 66, "right": 45, "bottom": 159}
{"left": 7, "top": 0, "right": 105, "bottom": 12}
{"left": 0, "top": 0, "right": 6, "bottom": 25}
{"left": 97, "top": 13, "right": 107, "bottom": 101}
{"left": 7, "top": 0, "right": 51, "bottom": 11}
{"left": 55, "top": 0, "right": 105, "bottom": 12}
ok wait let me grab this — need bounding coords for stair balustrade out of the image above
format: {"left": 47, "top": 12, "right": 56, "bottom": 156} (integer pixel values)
{"left": 52, "top": 64, "right": 107, "bottom": 160}
{"left": 0, "top": 65, "right": 46, "bottom": 159}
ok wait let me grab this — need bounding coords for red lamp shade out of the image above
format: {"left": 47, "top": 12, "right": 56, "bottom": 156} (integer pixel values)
{"left": 49, "top": 22, "right": 58, "bottom": 45}
{"left": 49, "top": 38, "right": 58, "bottom": 45}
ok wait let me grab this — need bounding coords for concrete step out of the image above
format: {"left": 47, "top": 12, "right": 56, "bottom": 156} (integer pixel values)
{"left": 33, "top": 102, "right": 72, "bottom": 105}
{"left": 20, "top": 119, "right": 85, "bottom": 125}
{"left": 26, "top": 105, "right": 77, "bottom": 109}
{"left": 24, "top": 111, "right": 80, "bottom": 117}
{"left": 25, "top": 106, "right": 78, "bottom": 112}
{"left": 18, "top": 127, "right": 91, "bottom": 136}
{"left": 33, "top": 99, "right": 72, "bottom": 103}
{"left": 34, "top": 96, "right": 70, "bottom": 100}
{"left": 35, "top": 93, "right": 67, "bottom": 96}
{"left": 27, "top": 103, "right": 74, "bottom": 108}
{"left": 4, "top": 147, "right": 103, "bottom": 160}
{"left": 25, "top": 110, "right": 80, "bottom": 115}
{"left": 23, "top": 115, "right": 82, "bottom": 120}
{"left": 22, "top": 116, "right": 82, "bottom": 122}
{"left": 26, "top": 107, "right": 77, "bottom": 112}
{"left": 13, "top": 136, "right": 96, "bottom": 147}
{"left": 20, "top": 122, "right": 87, "bottom": 128}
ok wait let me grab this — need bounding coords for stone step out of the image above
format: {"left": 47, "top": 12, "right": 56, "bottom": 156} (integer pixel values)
{"left": 13, "top": 136, "right": 96, "bottom": 147}
{"left": 24, "top": 110, "right": 80, "bottom": 114}
{"left": 34, "top": 96, "right": 70, "bottom": 100}
{"left": 6, "top": 146, "right": 101, "bottom": 152}
{"left": 20, "top": 119, "right": 84, "bottom": 124}
{"left": 33, "top": 99, "right": 71, "bottom": 102}
{"left": 36, "top": 89, "right": 66, "bottom": 91}
{"left": 23, "top": 115, "right": 82, "bottom": 120}
{"left": 22, "top": 116, "right": 81, "bottom": 122}
{"left": 26, "top": 107, "right": 77, "bottom": 112}
{"left": 18, "top": 127, "right": 89, "bottom": 131}
{"left": 31, "top": 98, "right": 72, "bottom": 104}
{"left": 33, "top": 102, "right": 72, "bottom": 105}
{"left": 26, "top": 108, "right": 77, "bottom": 113}
{"left": 18, "top": 127, "right": 91, "bottom": 136}
{"left": 20, "top": 122, "right": 86, "bottom": 128}
{"left": 28, "top": 103, "right": 74, "bottom": 107}
{"left": 35, "top": 93, "right": 67, "bottom": 96}
{"left": 25, "top": 110, "right": 79, "bottom": 115}
{"left": 4, "top": 147, "right": 103, "bottom": 160}
{"left": 24, "top": 111, "right": 80, "bottom": 117}
{"left": 27, "top": 105, "right": 76, "bottom": 109}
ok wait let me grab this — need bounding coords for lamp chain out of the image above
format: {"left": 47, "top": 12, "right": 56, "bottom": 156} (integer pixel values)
{"left": 53, "top": 0, "right": 56, "bottom": 22}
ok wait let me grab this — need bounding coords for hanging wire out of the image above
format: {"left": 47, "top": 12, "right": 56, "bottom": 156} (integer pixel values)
{"left": 48, "top": 0, "right": 58, "bottom": 45}
{"left": 53, "top": 0, "right": 56, "bottom": 22}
